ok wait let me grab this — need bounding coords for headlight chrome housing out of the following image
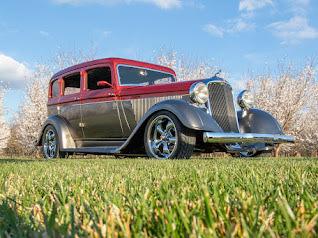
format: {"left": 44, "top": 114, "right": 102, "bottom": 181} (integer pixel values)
{"left": 237, "top": 90, "right": 254, "bottom": 110}
{"left": 189, "top": 82, "right": 209, "bottom": 105}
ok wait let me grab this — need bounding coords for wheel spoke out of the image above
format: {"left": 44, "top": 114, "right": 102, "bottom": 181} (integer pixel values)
{"left": 165, "top": 121, "right": 174, "bottom": 133}
{"left": 152, "top": 140, "right": 163, "bottom": 151}
{"left": 50, "top": 143, "right": 56, "bottom": 151}
{"left": 46, "top": 133, "right": 50, "bottom": 142}
{"left": 156, "top": 124, "right": 165, "bottom": 135}
{"left": 168, "top": 137, "right": 176, "bottom": 144}
{"left": 162, "top": 142, "right": 171, "bottom": 155}
{"left": 48, "top": 132, "right": 53, "bottom": 141}
{"left": 49, "top": 147, "right": 54, "bottom": 157}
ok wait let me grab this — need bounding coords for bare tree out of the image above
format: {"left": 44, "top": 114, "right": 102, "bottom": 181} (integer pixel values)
{"left": 247, "top": 61, "right": 318, "bottom": 156}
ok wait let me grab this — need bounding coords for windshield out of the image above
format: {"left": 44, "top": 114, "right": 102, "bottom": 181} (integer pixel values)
{"left": 118, "top": 65, "right": 176, "bottom": 86}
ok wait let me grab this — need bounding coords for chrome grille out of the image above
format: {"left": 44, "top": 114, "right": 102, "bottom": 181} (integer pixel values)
{"left": 208, "top": 83, "right": 239, "bottom": 132}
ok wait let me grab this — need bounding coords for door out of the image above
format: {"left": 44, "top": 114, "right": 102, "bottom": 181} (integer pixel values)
{"left": 58, "top": 72, "right": 83, "bottom": 140}
{"left": 81, "top": 66, "right": 123, "bottom": 139}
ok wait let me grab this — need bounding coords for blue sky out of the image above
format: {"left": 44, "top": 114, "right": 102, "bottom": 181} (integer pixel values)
{"left": 1, "top": 0, "right": 318, "bottom": 119}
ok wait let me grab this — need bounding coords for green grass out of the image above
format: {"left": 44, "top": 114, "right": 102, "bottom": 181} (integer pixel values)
{"left": 0, "top": 157, "right": 317, "bottom": 237}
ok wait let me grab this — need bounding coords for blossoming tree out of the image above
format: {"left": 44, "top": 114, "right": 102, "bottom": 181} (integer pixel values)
{"left": 0, "top": 89, "right": 9, "bottom": 153}
{"left": 247, "top": 62, "right": 318, "bottom": 156}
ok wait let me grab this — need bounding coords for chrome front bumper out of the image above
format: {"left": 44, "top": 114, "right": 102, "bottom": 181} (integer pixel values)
{"left": 203, "top": 132, "right": 295, "bottom": 144}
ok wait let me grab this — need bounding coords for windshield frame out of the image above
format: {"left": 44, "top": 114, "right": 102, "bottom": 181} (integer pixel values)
{"left": 116, "top": 64, "right": 176, "bottom": 86}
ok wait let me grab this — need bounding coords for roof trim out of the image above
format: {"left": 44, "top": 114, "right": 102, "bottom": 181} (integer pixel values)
{"left": 51, "top": 57, "right": 176, "bottom": 80}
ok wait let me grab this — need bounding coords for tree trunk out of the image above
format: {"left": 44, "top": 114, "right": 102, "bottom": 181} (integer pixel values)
{"left": 274, "top": 145, "right": 282, "bottom": 157}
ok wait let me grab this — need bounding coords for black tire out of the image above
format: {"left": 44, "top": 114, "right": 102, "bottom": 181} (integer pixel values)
{"left": 42, "top": 125, "right": 67, "bottom": 159}
{"left": 144, "top": 111, "right": 196, "bottom": 159}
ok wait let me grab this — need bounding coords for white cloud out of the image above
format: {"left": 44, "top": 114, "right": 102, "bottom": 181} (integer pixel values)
{"left": 184, "top": 0, "right": 204, "bottom": 9}
{"left": 203, "top": 19, "right": 255, "bottom": 38}
{"left": 291, "top": 0, "right": 310, "bottom": 8}
{"left": 289, "top": 0, "right": 310, "bottom": 15}
{"left": 0, "top": 54, "right": 31, "bottom": 89}
{"left": 203, "top": 24, "right": 224, "bottom": 38}
{"left": 52, "top": 0, "right": 181, "bottom": 9}
{"left": 101, "top": 30, "right": 111, "bottom": 38}
{"left": 39, "top": 31, "right": 49, "bottom": 37}
{"left": 227, "top": 18, "right": 255, "bottom": 32}
{"left": 239, "top": 0, "right": 273, "bottom": 12}
{"left": 268, "top": 16, "right": 318, "bottom": 44}
{"left": 152, "top": 0, "right": 181, "bottom": 9}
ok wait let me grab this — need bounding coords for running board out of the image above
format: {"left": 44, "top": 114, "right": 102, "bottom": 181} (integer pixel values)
{"left": 61, "top": 146, "right": 119, "bottom": 155}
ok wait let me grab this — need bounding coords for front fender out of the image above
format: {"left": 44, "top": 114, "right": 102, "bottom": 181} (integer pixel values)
{"left": 36, "top": 115, "right": 76, "bottom": 149}
{"left": 145, "top": 100, "right": 223, "bottom": 132}
{"left": 238, "top": 108, "right": 283, "bottom": 134}
{"left": 118, "top": 100, "right": 222, "bottom": 152}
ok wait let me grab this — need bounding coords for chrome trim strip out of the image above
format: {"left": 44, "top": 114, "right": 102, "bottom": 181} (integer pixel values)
{"left": 120, "top": 101, "right": 131, "bottom": 131}
{"left": 55, "top": 95, "right": 189, "bottom": 108}
{"left": 203, "top": 132, "right": 295, "bottom": 144}
{"left": 115, "top": 101, "right": 125, "bottom": 135}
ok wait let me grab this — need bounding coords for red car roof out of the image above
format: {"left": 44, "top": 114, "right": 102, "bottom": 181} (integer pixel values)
{"left": 51, "top": 57, "right": 176, "bottom": 80}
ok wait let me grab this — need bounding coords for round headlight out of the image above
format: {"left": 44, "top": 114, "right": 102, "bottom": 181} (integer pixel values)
{"left": 237, "top": 90, "right": 254, "bottom": 110}
{"left": 190, "top": 82, "right": 209, "bottom": 104}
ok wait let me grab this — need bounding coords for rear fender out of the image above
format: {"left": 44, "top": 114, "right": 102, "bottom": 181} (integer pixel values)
{"left": 36, "top": 115, "right": 76, "bottom": 149}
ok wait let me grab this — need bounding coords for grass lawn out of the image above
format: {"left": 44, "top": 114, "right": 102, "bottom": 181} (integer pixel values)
{"left": 0, "top": 157, "right": 317, "bottom": 237}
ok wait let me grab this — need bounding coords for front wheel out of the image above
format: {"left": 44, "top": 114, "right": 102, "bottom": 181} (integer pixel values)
{"left": 144, "top": 111, "right": 196, "bottom": 159}
{"left": 42, "top": 125, "right": 67, "bottom": 159}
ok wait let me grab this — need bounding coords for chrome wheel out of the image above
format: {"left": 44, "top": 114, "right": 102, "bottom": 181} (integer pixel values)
{"left": 147, "top": 115, "right": 178, "bottom": 159}
{"left": 43, "top": 129, "right": 57, "bottom": 159}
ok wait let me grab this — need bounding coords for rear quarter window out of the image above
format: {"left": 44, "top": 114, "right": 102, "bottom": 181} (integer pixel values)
{"left": 51, "top": 79, "right": 59, "bottom": 98}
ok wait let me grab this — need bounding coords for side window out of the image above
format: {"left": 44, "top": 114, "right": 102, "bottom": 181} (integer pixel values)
{"left": 87, "top": 67, "right": 112, "bottom": 90}
{"left": 51, "top": 79, "right": 59, "bottom": 98}
{"left": 63, "top": 73, "right": 81, "bottom": 96}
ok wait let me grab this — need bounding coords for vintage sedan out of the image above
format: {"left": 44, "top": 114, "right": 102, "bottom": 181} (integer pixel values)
{"left": 37, "top": 58, "right": 294, "bottom": 159}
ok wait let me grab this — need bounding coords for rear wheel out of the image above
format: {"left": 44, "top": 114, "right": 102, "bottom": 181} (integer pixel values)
{"left": 144, "top": 111, "right": 196, "bottom": 159}
{"left": 42, "top": 125, "right": 67, "bottom": 159}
